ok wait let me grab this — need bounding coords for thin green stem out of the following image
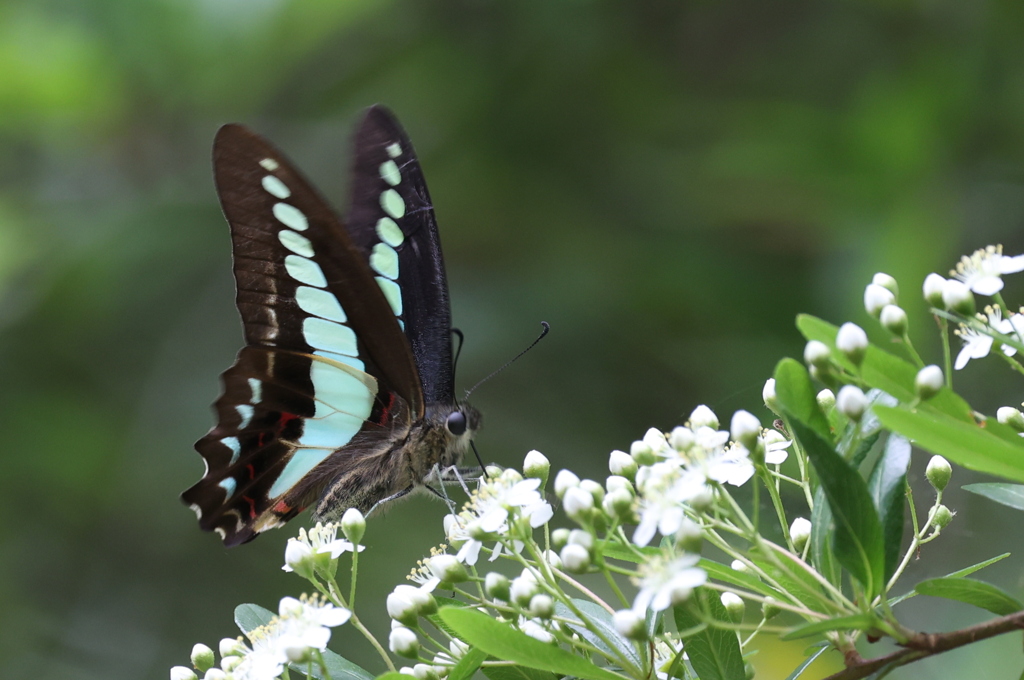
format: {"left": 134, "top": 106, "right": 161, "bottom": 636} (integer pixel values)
{"left": 900, "top": 333, "right": 925, "bottom": 368}
{"left": 349, "top": 614, "right": 395, "bottom": 672}
{"left": 937, "top": 316, "right": 953, "bottom": 388}
{"left": 759, "top": 465, "right": 792, "bottom": 550}
{"left": 349, "top": 550, "right": 360, "bottom": 610}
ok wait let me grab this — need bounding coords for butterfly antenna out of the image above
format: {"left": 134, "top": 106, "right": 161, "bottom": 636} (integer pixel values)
{"left": 470, "top": 440, "right": 488, "bottom": 479}
{"left": 464, "top": 322, "right": 550, "bottom": 399}
{"left": 451, "top": 328, "right": 465, "bottom": 383}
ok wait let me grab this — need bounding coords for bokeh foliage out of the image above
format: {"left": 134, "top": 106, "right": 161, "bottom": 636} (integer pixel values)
{"left": 3, "top": 1, "right": 1024, "bottom": 678}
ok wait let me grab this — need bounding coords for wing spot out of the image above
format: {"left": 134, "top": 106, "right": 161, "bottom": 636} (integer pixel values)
{"left": 370, "top": 242, "right": 399, "bottom": 280}
{"left": 259, "top": 158, "right": 279, "bottom": 171}
{"left": 262, "top": 175, "right": 291, "bottom": 199}
{"left": 273, "top": 202, "right": 309, "bottom": 231}
{"left": 380, "top": 160, "right": 401, "bottom": 186}
{"left": 284, "top": 254, "right": 327, "bottom": 288}
{"left": 375, "top": 217, "right": 404, "bottom": 247}
{"left": 376, "top": 276, "right": 403, "bottom": 316}
{"left": 380, "top": 189, "right": 405, "bottom": 219}
{"left": 248, "top": 378, "right": 262, "bottom": 404}
{"left": 218, "top": 477, "right": 237, "bottom": 498}
{"left": 296, "top": 286, "right": 346, "bottom": 323}
{"left": 279, "top": 229, "right": 314, "bottom": 257}
{"left": 386, "top": 142, "right": 402, "bottom": 158}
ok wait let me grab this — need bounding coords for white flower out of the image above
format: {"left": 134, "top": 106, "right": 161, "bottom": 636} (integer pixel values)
{"left": 952, "top": 245, "right": 1024, "bottom": 296}
{"left": 282, "top": 522, "right": 363, "bottom": 572}
{"left": 275, "top": 596, "right": 351, "bottom": 659}
{"left": 864, "top": 283, "right": 895, "bottom": 317}
{"left": 836, "top": 385, "right": 868, "bottom": 421}
{"left": 923, "top": 272, "right": 947, "bottom": 306}
{"left": 954, "top": 307, "right": 1022, "bottom": 370}
{"left": 763, "top": 430, "right": 791, "bottom": 465}
{"left": 519, "top": 617, "right": 555, "bottom": 644}
{"left": 633, "top": 553, "right": 707, "bottom": 613}
{"left": 688, "top": 405, "right": 719, "bottom": 430}
{"left": 633, "top": 465, "right": 708, "bottom": 547}
{"left": 942, "top": 279, "right": 975, "bottom": 314}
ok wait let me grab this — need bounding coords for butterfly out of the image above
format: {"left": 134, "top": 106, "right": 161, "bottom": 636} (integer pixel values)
{"left": 181, "top": 106, "right": 481, "bottom": 546}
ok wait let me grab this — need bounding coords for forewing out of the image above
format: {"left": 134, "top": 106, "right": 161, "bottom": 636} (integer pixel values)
{"left": 182, "top": 124, "right": 420, "bottom": 545}
{"left": 347, "top": 106, "right": 455, "bottom": 405}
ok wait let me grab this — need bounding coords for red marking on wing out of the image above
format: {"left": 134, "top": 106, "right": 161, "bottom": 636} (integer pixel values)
{"left": 279, "top": 412, "right": 300, "bottom": 428}
{"left": 243, "top": 495, "right": 257, "bottom": 519}
{"left": 378, "top": 392, "right": 396, "bottom": 426}
{"left": 273, "top": 500, "right": 292, "bottom": 514}
{"left": 246, "top": 463, "right": 256, "bottom": 480}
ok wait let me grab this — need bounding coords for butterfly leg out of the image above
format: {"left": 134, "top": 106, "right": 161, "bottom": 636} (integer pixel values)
{"left": 423, "top": 477, "right": 458, "bottom": 514}
{"left": 366, "top": 485, "right": 415, "bottom": 518}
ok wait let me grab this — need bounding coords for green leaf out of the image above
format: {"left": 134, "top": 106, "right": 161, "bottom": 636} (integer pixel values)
{"left": 233, "top": 604, "right": 372, "bottom": 680}
{"left": 449, "top": 647, "right": 488, "bottom": 680}
{"left": 376, "top": 674, "right": 410, "bottom": 680}
{"left": 915, "top": 578, "right": 1024, "bottom": 616}
{"left": 964, "top": 483, "right": 1024, "bottom": 511}
{"left": 781, "top": 614, "right": 879, "bottom": 640}
{"left": 773, "top": 358, "right": 832, "bottom": 441}
{"left": 437, "top": 607, "right": 624, "bottom": 680}
{"left": 785, "top": 418, "right": 885, "bottom": 596}
{"left": 235, "top": 603, "right": 276, "bottom": 634}
{"left": 482, "top": 663, "right": 558, "bottom": 680}
{"left": 867, "top": 434, "right": 910, "bottom": 580}
{"left": 700, "top": 559, "right": 785, "bottom": 600}
{"left": 749, "top": 549, "right": 825, "bottom": 611}
{"left": 673, "top": 588, "right": 746, "bottom": 680}
{"left": 784, "top": 642, "right": 831, "bottom": 680}
{"left": 602, "top": 543, "right": 659, "bottom": 564}
{"left": 555, "top": 600, "right": 641, "bottom": 669}
{"left": 889, "top": 553, "right": 1012, "bottom": 606}
{"left": 796, "top": 315, "right": 973, "bottom": 423}
{"left": 809, "top": 487, "right": 840, "bottom": 586}
{"left": 428, "top": 596, "right": 471, "bottom": 640}
{"left": 874, "top": 407, "right": 1024, "bottom": 483}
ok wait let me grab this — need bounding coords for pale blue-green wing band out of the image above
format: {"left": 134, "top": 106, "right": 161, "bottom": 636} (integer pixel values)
{"left": 376, "top": 217, "right": 404, "bottom": 247}
{"left": 376, "top": 276, "right": 403, "bottom": 317}
{"left": 296, "top": 285, "right": 346, "bottom": 323}
{"left": 278, "top": 229, "right": 314, "bottom": 257}
{"left": 370, "top": 243, "right": 399, "bottom": 280}
{"left": 273, "top": 202, "right": 309, "bottom": 231}
{"left": 284, "top": 254, "right": 327, "bottom": 288}
{"left": 380, "top": 189, "right": 406, "bottom": 219}
{"left": 262, "top": 175, "right": 291, "bottom": 199}
{"left": 302, "top": 317, "right": 358, "bottom": 356}
{"left": 380, "top": 160, "right": 401, "bottom": 186}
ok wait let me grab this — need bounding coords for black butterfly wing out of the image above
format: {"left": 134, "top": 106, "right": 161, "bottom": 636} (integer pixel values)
{"left": 347, "top": 106, "right": 455, "bottom": 405}
{"left": 182, "top": 124, "right": 423, "bottom": 546}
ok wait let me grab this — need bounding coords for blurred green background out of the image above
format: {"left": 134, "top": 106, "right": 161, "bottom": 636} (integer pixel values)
{"left": 4, "top": 1, "right": 1024, "bottom": 678}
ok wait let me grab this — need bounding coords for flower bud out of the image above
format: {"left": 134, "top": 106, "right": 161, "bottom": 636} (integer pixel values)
{"left": 730, "top": 410, "right": 761, "bottom": 451}
{"left": 942, "top": 279, "right": 975, "bottom": 315}
{"left": 580, "top": 479, "right": 605, "bottom": 505}
{"left": 390, "top": 627, "right": 420, "bottom": 658}
{"left": 689, "top": 405, "right": 720, "bottom": 430}
{"left": 387, "top": 586, "right": 421, "bottom": 626}
{"left": 925, "top": 455, "right": 951, "bottom": 492}
{"left": 745, "top": 663, "right": 756, "bottom": 680}
{"left": 190, "top": 644, "right": 215, "bottom": 673}
{"left": 997, "top": 406, "right": 1024, "bottom": 432}
{"left": 613, "top": 609, "right": 647, "bottom": 640}
{"left": 864, "top": 283, "right": 896, "bottom": 317}
{"left": 563, "top": 486, "right": 595, "bottom": 522}
{"left": 675, "top": 519, "right": 703, "bottom": 553}
{"left": 915, "top": 365, "right": 944, "bottom": 400}
{"left": 203, "top": 671, "right": 226, "bottom": 680}
{"left": 880, "top": 305, "right": 908, "bottom": 336}
{"left": 630, "top": 439, "right": 656, "bottom": 466}
{"left": 283, "top": 538, "right": 315, "bottom": 579}
{"left": 836, "top": 385, "right": 868, "bottom": 422}
{"left": 923, "top": 273, "right": 946, "bottom": 307}
{"left": 689, "top": 487, "right": 714, "bottom": 513}
{"left": 427, "top": 554, "right": 469, "bottom": 584}
{"left": 170, "top": 667, "right": 197, "bottom": 680}
{"left": 219, "top": 638, "right": 245, "bottom": 658}
{"left": 930, "top": 504, "right": 953, "bottom": 529}
{"left": 761, "top": 596, "right": 781, "bottom": 620}
{"left": 720, "top": 592, "right": 745, "bottom": 624}
{"left": 341, "top": 508, "right": 366, "bottom": 545}
{"left": 872, "top": 272, "right": 899, "bottom": 298}
{"left": 762, "top": 378, "right": 780, "bottom": 414}
{"left": 529, "top": 594, "right": 555, "bottom": 619}
{"left": 413, "top": 664, "right": 440, "bottom": 680}
{"left": 485, "top": 465, "right": 504, "bottom": 479}
{"left": 816, "top": 389, "right": 835, "bottom": 411}
{"left": 669, "top": 426, "right": 695, "bottom": 452}
{"left": 608, "top": 450, "right": 638, "bottom": 480}
{"left": 836, "top": 323, "right": 868, "bottom": 366}
{"left": 542, "top": 549, "right": 562, "bottom": 570}
{"left": 606, "top": 475, "right": 633, "bottom": 495}
{"left": 789, "top": 517, "right": 812, "bottom": 552}
{"left": 485, "top": 572, "right": 511, "bottom": 601}
{"left": 603, "top": 487, "right": 634, "bottom": 521}
{"left": 510, "top": 574, "right": 540, "bottom": 606}
{"left": 560, "top": 544, "right": 591, "bottom": 573}
{"left": 220, "top": 657, "right": 241, "bottom": 673}
{"left": 550, "top": 528, "right": 570, "bottom": 551}
{"left": 803, "top": 340, "right": 832, "bottom": 369}
{"left": 730, "top": 559, "right": 749, "bottom": 573}
{"left": 553, "top": 470, "right": 580, "bottom": 499}
{"left": 523, "top": 450, "right": 550, "bottom": 487}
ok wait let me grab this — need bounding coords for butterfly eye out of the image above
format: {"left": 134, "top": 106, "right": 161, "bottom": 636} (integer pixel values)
{"left": 446, "top": 410, "right": 467, "bottom": 436}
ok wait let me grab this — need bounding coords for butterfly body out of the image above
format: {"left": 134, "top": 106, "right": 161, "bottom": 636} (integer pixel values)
{"left": 182, "top": 106, "right": 478, "bottom": 546}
